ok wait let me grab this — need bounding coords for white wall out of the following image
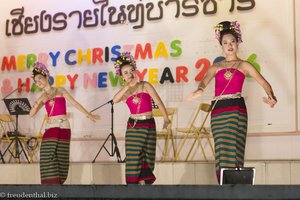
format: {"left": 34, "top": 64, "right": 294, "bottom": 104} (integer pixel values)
{"left": 296, "top": 0, "right": 300, "bottom": 130}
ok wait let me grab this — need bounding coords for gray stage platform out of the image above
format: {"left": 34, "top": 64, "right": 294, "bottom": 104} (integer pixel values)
{"left": 1, "top": 185, "right": 300, "bottom": 199}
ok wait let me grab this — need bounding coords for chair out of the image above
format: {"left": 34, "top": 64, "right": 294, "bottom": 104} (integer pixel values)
{"left": 0, "top": 114, "right": 15, "bottom": 141}
{"left": 0, "top": 113, "right": 46, "bottom": 163}
{"left": 0, "top": 114, "right": 16, "bottom": 163}
{"left": 0, "top": 114, "right": 32, "bottom": 163}
{"left": 175, "top": 103, "right": 215, "bottom": 161}
{"left": 153, "top": 108, "right": 176, "bottom": 161}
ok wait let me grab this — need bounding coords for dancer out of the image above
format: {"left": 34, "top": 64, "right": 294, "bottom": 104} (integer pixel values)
{"left": 29, "top": 62, "right": 100, "bottom": 184}
{"left": 113, "top": 52, "right": 170, "bottom": 185}
{"left": 188, "top": 21, "right": 277, "bottom": 182}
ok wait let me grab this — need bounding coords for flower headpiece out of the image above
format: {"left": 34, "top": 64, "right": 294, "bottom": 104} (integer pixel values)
{"left": 214, "top": 21, "right": 242, "bottom": 44}
{"left": 114, "top": 52, "right": 136, "bottom": 76}
{"left": 31, "top": 62, "right": 50, "bottom": 78}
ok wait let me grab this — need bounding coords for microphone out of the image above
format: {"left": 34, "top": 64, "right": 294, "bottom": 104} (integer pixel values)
{"left": 2, "top": 83, "right": 26, "bottom": 100}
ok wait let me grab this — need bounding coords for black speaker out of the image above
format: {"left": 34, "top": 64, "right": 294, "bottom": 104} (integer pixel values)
{"left": 220, "top": 167, "right": 255, "bottom": 185}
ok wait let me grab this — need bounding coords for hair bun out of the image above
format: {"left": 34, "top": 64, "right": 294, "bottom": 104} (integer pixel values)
{"left": 214, "top": 21, "right": 242, "bottom": 44}
{"left": 31, "top": 62, "right": 50, "bottom": 78}
{"left": 114, "top": 52, "right": 136, "bottom": 76}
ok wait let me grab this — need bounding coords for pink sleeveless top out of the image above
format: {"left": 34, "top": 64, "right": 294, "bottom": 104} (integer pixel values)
{"left": 215, "top": 68, "right": 245, "bottom": 96}
{"left": 45, "top": 97, "right": 67, "bottom": 117}
{"left": 126, "top": 92, "right": 152, "bottom": 114}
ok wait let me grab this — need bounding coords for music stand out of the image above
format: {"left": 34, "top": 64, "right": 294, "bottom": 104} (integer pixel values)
{"left": 2, "top": 98, "right": 31, "bottom": 163}
{"left": 91, "top": 100, "right": 123, "bottom": 163}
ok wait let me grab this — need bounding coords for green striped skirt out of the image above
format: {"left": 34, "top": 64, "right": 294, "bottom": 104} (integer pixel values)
{"left": 211, "top": 98, "right": 248, "bottom": 181}
{"left": 40, "top": 119, "right": 71, "bottom": 184}
{"left": 125, "top": 117, "right": 156, "bottom": 184}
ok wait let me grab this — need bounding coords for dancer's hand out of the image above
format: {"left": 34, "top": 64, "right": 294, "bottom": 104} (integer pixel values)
{"left": 87, "top": 113, "right": 101, "bottom": 122}
{"left": 162, "top": 119, "right": 170, "bottom": 130}
{"left": 126, "top": 74, "right": 139, "bottom": 88}
{"left": 263, "top": 96, "right": 277, "bottom": 108}
{"left": 185, "top": 89, "right": 204, "bottom": 101}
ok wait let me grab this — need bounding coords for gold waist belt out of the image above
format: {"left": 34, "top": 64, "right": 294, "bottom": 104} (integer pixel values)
{"left": 213, "top": 93, "right": 242, "bottom": 101}
{"left": 47, "top": 118, "right": 68, "bottom": 124}
{"left": 130, "top": 115, "right": 153, "bottom": 120}
{"left": 45, "top": 118, "right": 70, "bottom": 129}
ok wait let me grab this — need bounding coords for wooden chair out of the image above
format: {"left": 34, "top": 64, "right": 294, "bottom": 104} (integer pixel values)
{"left": 0, "top": 114, "right": 15, "bottom": 163}
{"left": 0, "top": 113, "right": 48, "bottom": 163}
{"left": 0, "top": 114, "right": 15, "bottom": 142}
{"left": 153, "top": 108, "right": 176, "bottom": 161}
{"left": 175, "top": 103, "right": 215, "bottom": 161}
{"left": 0, "top": 114, "right": 29, "bottom": 163}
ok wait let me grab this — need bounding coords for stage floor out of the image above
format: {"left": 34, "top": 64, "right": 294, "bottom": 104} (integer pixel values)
{"left": 0, "top": 184, "right": 300, "bottom": 199}
{"left": 1, "top": 161, "right": 300, "bottom": 185}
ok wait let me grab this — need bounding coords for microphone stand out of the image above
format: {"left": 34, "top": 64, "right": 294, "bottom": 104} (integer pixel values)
{"left": 2, "top": 84, "right": 25, "bottom": 100}
{"left": 91, "top": 100, "right": 124, "bottom": 163}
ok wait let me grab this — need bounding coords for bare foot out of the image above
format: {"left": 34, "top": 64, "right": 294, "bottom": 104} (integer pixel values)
{"left": 138, "top": 180, "right": 145, "bottom": 185}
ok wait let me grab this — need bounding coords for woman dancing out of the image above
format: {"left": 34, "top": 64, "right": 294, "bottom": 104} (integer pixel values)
{"left": 29, "top": 62, "right": 100, "bottom": 184}
{"left": 188, "top": 21, "right": 277, "bottom": 182}
{"left": 113, "top": 52, "right": 170, "bottom": 185}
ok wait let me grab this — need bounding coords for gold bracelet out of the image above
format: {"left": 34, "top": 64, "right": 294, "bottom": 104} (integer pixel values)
{"left": 164, "top": 119, "right": 170, "bottom": 123}
{"left": 33, "top": 102, "right": 39, "bottom": 109}
{"left": 197, "top": 87, "right": 204, "bottom": 91}
{"left": 268, "top": 95, "right": 276, "bottom": 100}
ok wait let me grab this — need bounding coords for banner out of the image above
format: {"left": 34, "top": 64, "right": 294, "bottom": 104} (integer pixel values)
{"left": 0, "top": 0, "right": 296, "bottom": 137}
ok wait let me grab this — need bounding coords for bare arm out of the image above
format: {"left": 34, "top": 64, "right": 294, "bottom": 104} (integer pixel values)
{"left": 186, "top": 64, "right": 218, "bottom": 100}
{"left": 113, "top": 75, "right": 139, "bottom": 103}
{"left": 60, "top": 87, "right": 100, "bottom": 121}
{"left": 144, "top": 82, "right": 170, "bottom": 128}
{"left": 113, "top": 85, "right": 130, "bottom": 104}
{"left": 29, "top": 94, "right": 46, "bottom": 117}
{"left": 242, "top": 61, "right": 277, "bottom": 107}
{"left": 196, "top": 65, "right": 217, "bottom": 91}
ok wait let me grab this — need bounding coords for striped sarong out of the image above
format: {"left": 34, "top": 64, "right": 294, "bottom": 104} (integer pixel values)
{"left": 211, "top": 98, "right": 248, "bottom": 182}
{"left": 40, "top": 119, "right": 71, "bottom": 184}
{"left": 125, "top": 118, "right": 156, "bottom": 184}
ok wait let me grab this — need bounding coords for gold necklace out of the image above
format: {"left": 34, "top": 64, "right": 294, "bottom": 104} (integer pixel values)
{"left": 132, "top": 94, "right": 141, "bottom": 104}
{"left": 128, "top": 83, "right": 144, "bottom": 128}
{"left": 224, "top": 68, "right": 233, "bottom": 80}
{"left": 129, "top": 93, "right": 143, "bottom": 128}
{"left": 45, "top": 88, "right": 56, "bottom": 106}
{"left": 224, "top": 61, "right": 238, "bottom": 80}
{"left": 130, "top": 83, "right": 141, "bottom": 104}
